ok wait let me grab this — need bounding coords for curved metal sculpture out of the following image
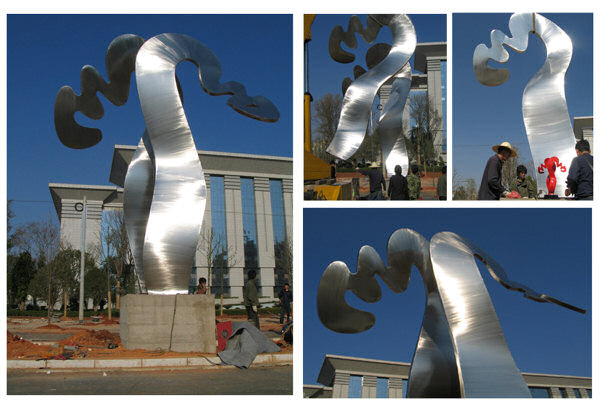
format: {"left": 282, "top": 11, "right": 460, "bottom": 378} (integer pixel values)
{"left": 326, "top": 14, "right": 415, "bottom": 176}
{"left": 473, "top": 13, "right": 576, "bottom": 197}
{"left": 317, "top": 228, "right": 585, "bottom": 397}
{"left": 55, "top": 33, "right": 279, "bottom": 294}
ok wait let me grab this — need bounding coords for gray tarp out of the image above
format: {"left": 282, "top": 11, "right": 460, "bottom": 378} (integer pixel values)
{"left": 218, "top": 322, "right": 280, "bottom": 369}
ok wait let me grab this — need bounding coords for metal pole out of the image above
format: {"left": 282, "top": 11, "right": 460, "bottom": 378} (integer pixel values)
{"left": 78, "top": 196, "right": 87, "bottom": 322}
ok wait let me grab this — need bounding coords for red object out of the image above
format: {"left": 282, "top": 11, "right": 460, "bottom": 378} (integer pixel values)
{"left": 216, "top": 321, "right": 232, "bottom": 352}
{"left": 507, "top": 191, "right": 521, "bottom": 199}
{"left": 537, "top": 156, "right": 566, "bottom": 195}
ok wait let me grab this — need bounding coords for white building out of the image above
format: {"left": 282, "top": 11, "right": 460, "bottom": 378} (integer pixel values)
{"left": 49, "top": 145, "right": 292, "bottom": 304}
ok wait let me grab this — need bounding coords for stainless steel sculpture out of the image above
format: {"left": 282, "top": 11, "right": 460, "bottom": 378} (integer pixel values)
{"left": 55, "top": 33, "right": 279, "bottom": 293}
{"left": 474, "top": 13, "right": 577, "bottom": 197}
{"left": 317, "top": 229, "right": 585, "bottom": 397}
{"left": 326, "top": 15, "right": 415, "bottom": 176}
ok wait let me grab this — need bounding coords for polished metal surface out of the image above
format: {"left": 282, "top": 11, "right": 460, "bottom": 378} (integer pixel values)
{"left": 55, "top": 33, "right": 279, "bottom": 294}
{"left": 379, "top": 63, "right": 411, "bottom": 176}
{"left": 54, "top": 34, "right": 145, "bottom": 149}
{"left": 474, "top": 13, "right": 577, "bottom": 196}
{"left": 326, "top": 15, "right": 416, "bottom": 166}
{"left": 317, "top": 229, "right": 585, "bottom": 397}
{"left": 122, "top": 134, "right": 153, "bottom": 293}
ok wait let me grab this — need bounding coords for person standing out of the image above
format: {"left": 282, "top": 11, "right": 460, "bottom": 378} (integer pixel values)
{"left": 478, "top": 142, "right": 515, "bottom": 200}
{"left": 388, "top": 165, "right": 409, "bottom": 200}
{"left": 509, "top": 164, "right": 536, "bottom": 198}
{"left": 195, "top": 277, "right": 207, "bottom": 294}
{"left": 243, "top": 270, "right": 260, "bottom": 329}
{"left": 357, "top": 162, "right": 386, "bottom": 200}
{"left": 565, "top": 140, "right": 593, "bottom": 200}
{"left": 278, "top": 282, "right": 293, "bottom": 324}
{"left": 407, "top": 164, "right": 421, "bottom": 200}
{"left": 437, "top": 165, "right": 447, "bottom": 200}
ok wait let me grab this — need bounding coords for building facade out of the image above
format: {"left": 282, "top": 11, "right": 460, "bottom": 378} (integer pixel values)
{"left": 304, "top": 355, "right": 592, "bottom": 399}
{"left": 379, "top": 42, "right": 447, "bottom": 163}
{"left": 573, "top": 116, "right": 593, "bottom": 153}
{"left": 49, "top": 145, "right": 292, "bottom": 304}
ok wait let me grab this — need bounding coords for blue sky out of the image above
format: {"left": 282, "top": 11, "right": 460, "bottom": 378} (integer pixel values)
{"left": 453, "top": 13, "right": 593, "bottom": 187}
{"left": 7, "top": 14, "right": 292, "bottom": 229}
{"left": 306, "top": 14, "right": 446, "bottom": 140}
{"left": 303, "top": 208, "right": 591, "bottom": 384}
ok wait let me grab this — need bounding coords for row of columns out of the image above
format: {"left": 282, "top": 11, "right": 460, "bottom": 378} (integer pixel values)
{"left": 194, "top": 174, "right": 292, "bottom": 301}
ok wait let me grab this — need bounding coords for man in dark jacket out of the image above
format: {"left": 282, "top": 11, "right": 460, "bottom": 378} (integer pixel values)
{"left": 388, "top": 165, "right": 409, "bottom": 200}
{"left": 478, "top": 142, "right": 515, "bottom": 200}
{"left": 278, "top": 282, "right": 293, "bottom": 324}
{"left": 565, "top": 140, "right": 593, "bottom": 200}
{"left": 437, "top": 166, "right": 447, "bottom": 200}
{"left": 243, "top": 270, "right": 260, "bottom": 329}
{"left": 357, "top": 162, "right": 386, "bottom": 200}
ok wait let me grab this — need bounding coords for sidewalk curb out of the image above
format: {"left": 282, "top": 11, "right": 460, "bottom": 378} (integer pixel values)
{"left": 7, "top": 353, "right": 292, "bottom": 370}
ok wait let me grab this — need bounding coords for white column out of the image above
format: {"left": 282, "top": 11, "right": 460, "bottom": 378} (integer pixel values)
{"left": 224, "top": 175, "right": 245, "bottom": 301}
{"left": 282, "top": 178, "right": 293, "bottom": 244}
{"left": 426, "top": 57, "right": 443, "bottom": 158}
{"left": 59, "top": 199, "right": 103, "bottom": 262}
{"left": 253, "top": 177, "right": 275, "bottom": 299}
{"left": 332, "top": 373, "right": 350, "bottom": 398}
{"left": 193, "top": 174, "right": 213, "bottom": 289}
{"left": 362, "top": 375, "right": 377, "bottom": 398}
{"left": 389, "top": 377, "right": 404, "bottom": 398}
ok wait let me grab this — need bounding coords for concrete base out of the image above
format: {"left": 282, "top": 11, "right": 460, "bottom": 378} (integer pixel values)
{"left": 120, "top": 294, "right": 216, "bottom": 353}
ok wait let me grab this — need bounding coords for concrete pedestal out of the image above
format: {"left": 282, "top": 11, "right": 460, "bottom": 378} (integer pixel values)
{"left": 120, "top": 294, "right": 216, "bottom": 353}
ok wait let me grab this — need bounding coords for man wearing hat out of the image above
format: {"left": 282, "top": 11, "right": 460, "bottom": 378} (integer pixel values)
{"left": 478, "top": 142, "right": 516, "bottom": 200}
{"left": 357, "top": 162, "right": 386, "bottom": 200}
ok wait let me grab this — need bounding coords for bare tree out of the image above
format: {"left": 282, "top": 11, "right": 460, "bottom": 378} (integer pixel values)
{"left": 13, "top": 216, "right": 60, "bottom": 323}
{"left": 465, "top": 178, "right": 479, "bottom": 200}
{"left": 312, "top": 93, "right": 342, "bottom": 161}
{"left": 275, "top": 237, "right": 293, "bottom": 289}
{"left": 102, "top": 210, "right": 129, "bottom": 310}
{"left": 408, "top": 93, "right": 443, "bottom": 173}
{"left": 197, "top": 227, "right": 239, "bottom": 316}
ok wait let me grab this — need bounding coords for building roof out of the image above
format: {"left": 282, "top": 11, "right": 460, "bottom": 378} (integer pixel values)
{"left": 573, "top": 116, "right": 593, "bottom": 139}
{"left": 314, "top": 354, "right": 591, "bottom": 390}
{"left": 413, "top": 42, "right": 447, "bottom": 74}
{"left": 48, "top": 183, "right": 123, "bottom": 220}
{"left": 317, "top": 354, "right": 411, "bottom": 386}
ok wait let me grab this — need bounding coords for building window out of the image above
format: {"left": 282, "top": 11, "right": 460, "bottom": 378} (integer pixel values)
{"left": 241, "top": 178, "right": 261, "bottom": 294}
{"left": 573, "top": 389, "right": 582, "bottom": 398}
{"left": 402, "top": 379, "right": 408, "bottom": 398}
{"left": 209, "top": 176, "right": 229, "bottom": 296}
{"left": 529, "top": 387, "right": 550, "bottom": 398}
{"left": 348, "top": 375, "right": 362, "bottom": 398}
{"left": 586, "top": 389, "right": 592, "bottom": 398}
{"left": 270, "top": 180, "right": 290, "bottom": 292}
{"left": 376, "top": 377, "right": 389, "bottom": 398}
{"left": 559, "top": 388, "right": 568, "bottom": 398}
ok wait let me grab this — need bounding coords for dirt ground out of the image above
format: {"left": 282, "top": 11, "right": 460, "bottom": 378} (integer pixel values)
{"left": 7, "top": 314, "right": 292, "bottom": 360}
